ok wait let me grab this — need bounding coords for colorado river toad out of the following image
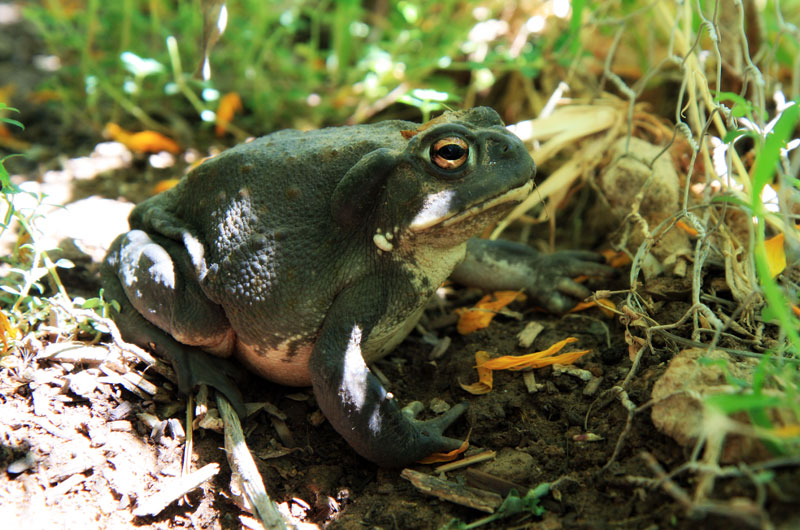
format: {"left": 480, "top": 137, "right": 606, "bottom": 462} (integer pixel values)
{"left": 102, "top": 107, "right": 611, "bottom": 466}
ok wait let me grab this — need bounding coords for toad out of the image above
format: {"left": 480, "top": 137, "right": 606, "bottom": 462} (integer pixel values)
{"left": 102, "top": 107, "right": 611, "bottom": 466}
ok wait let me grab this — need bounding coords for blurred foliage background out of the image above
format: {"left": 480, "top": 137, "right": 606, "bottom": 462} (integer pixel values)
{"left": 12, "top": 1, "right": 630, "bottom": 137}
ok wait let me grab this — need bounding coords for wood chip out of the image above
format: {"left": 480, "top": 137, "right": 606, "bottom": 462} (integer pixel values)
{"left": 217, "top": 396, "right": 288, "bottom": 529}
{"left": 132, "top": 463, "right": 220, "bottom": 517}
{"left": 98, "top": 365, "right": 149, "bottom": 399}
{"left": 552, "top": 363, "right": 593, "bottom": 381}
{"left": 46, "top": 473, "right": 89, "bottom": 505}
{"left": 517, "top": 321, "right": 544, "bottom": 348}
{"left": 583, "top": 376, "right": 603, "bottom": 396}
{"left": 136, "top": 412, "right": 161, "bottom": 430}
{"left": 109, "top": 420, "right": 132, "bottom": 432}
{"left": 121, "top": 371, "right": 158, "bottom": 395}
{"left": 465, "top": 469, "right": 530, "bottom": 497}
{"left": 270, "top": 417, "right": 295, "bottom": 448}
{"left": 523, "top": 371, "right": 543, "bottom": 393}
{"left": 246, "top": 401, "right": 287, "bottom": 420}
{"left": 400, "top": 468, "right": 502, "bottom": 513}
{"left": 429, "top": 335, "right": 452, "bottom": 360}
{"left": 434, "top": 450, "right": 496, "bottom": 473}
{"left": 108, "top": 401, "right": 135, "bottom": 421}
{"left": 38, "top": 343, "right": 115, "bottom": 364}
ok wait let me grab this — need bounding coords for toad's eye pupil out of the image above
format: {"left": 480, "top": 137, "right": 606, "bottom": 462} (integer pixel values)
{"left": 431, "top": 136, "right": 469, "bottom": 170}
{"left": 438, "top": 144, "right": 465, "bottom": 160}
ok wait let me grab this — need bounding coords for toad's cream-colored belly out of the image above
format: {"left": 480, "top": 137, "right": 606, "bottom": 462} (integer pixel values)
{"left": 233, "top": 305, "right": 426, "bottom": 387}
{"left": 235, "top": 339, "right": 314, "bottom": 386}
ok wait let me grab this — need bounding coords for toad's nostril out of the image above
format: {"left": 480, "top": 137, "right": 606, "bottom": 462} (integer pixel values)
{"left": 487, "top": 137, "right": 516, "bottom": 159}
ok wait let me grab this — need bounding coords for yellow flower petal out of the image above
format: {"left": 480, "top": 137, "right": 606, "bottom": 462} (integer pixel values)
{"left": 456, "top": 291, "right": 523, "bottom": 334}
{"left": 459, "top": 351, "right": 493, "bottom": 394}
{"left": 105, "top": 123, "right": 180, "bottom": 154}
{"left": 478, "top": 337, "right": 590, "bottom": 371}
{"left": 215, "top": 92, "right": 242, "bottom": 137}
{"left": 765, "top": 233, "right": 786, "bottom": 278}
{"left": 417, "top": 438, "right": 469, "bottom": 464}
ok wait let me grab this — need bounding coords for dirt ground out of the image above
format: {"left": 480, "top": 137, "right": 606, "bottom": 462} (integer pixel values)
{"left": 3, "top": 258, "right": 799, "bottom": 529}
{"left": 2, "top": 6, "right": 800, "bottom": 530}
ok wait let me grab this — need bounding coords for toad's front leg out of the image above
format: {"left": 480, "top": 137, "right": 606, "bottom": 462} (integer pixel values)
{"left": 308, "top": 279, "right": 466, "bottom": 467}
{"left": 453, "top": 238, "right": 616, "bottom": 313}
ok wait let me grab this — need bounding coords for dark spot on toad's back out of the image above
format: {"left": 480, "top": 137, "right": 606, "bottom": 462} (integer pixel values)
{"left": 286, "top": 186, "right": 301, "bottom": 200}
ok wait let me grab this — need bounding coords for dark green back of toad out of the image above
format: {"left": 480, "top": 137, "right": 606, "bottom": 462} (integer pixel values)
{"left": 146, "top": 121, "right": 417, "bottom": 351}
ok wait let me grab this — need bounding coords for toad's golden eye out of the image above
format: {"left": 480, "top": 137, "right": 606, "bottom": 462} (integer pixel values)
{"left": 431, "top": 137, "right": 469, "bottom": 169}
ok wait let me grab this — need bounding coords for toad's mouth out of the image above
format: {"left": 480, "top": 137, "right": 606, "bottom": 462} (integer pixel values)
{"left": 409, "top": 179, "right": 534, "bottom": 232}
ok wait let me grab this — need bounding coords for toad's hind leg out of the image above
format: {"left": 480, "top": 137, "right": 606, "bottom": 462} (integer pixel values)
{"left": 102, "top": 230, "right": 246, "bottom": 416}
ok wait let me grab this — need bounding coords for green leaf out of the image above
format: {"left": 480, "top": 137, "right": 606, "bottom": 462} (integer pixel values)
{"left": 722, "top": 128, "right": 751, "bottom": 144}
{"left": 705, "top": 392, "right": 783, "bottom": 414}
{"left": 751, "top": 102, "right": 800, "bottom": 196}
{"left": 710, "top": 194, "right": 749, "bottom": 208}
{"left": 54, "top": 258, "right": 75, "bottom": 269}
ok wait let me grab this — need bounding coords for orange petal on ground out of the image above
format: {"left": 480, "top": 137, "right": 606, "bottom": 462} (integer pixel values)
{"left": 456, "top": 291, "right": 523, "bottom": 334}
{"left": 152, "top": 178, "right": 181, "bottom": 194}
{"left": 0, "top": 124, "right": 31, "bottom": 150}
{"left": 611, "top": 254, "right": 631, "bottom": 267}
{"left": 793, "top": 305, "right": 800, "bottom": 318}
{"left": 105, "top": 122, "right": 180, "bottom": 154}
{"left": 29, "top": 89, "right": 61, "bottom": 103}
{"left": 676, "top": 220, "right": 699, "bottom": 236}
{"left": 0, "top": 310, "right": 18, "bottom": 355}
{"left": 215, "top": 92, "right": 243, "bottom": 137}
{"left": 478, "top": 337, "right": 590, "bottom": 371}
{"left": 769, "top": 424, "right": 800, "bottom": 438}
{"left": 601, "top": 249, "right": 632, "bottom": 268}
{"left": 765, "top": 233, "right": 786, "bottom": 278}
{"left": 569, "top": 299, "right": 615, "bottom": 317}
{"left": 417, "top": 439, "right": 469, "bottom": 464}
{"left": 459, "top": 351, "right": 493, "bottom": 395}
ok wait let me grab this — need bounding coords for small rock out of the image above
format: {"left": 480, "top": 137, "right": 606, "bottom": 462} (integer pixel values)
{"left": 583, "top": 376, "right": 603, "bottom": 396}
{"left": 651, "top": 348, "right": 791, "bottom": 462}
{"left": 8, "top": 452, "right": 36, "bottom": 474}
{"left": 429, "top": 398, "right": 451, "bottom": 414}
{"left": 477, "top": 448, "right": 536, "bottom": 485}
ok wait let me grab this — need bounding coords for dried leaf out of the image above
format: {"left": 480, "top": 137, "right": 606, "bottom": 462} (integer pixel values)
{"left": 456, "top": 291, "right": 524, "bottom": 334}
{"left": 477, "top": 337, "right": 590, "bottom": 371}
{"left": 459, "top": 351, "right": 492, "bottom": 395}
{"left": 765, "top": 233, "right": 786, "bottom": 278}
{"left": 417, "top": 439, "right": 469, "bottom": 464}
{"left": 215, "top": 92, "right": 242, "bottom": 137}
{"left": 105, "top": 123, "right": 180, "bottom": 154}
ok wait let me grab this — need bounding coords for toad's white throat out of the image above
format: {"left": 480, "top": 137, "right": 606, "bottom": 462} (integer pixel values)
{"left": 408, "top": 179, "right": 533, "bottom": 232}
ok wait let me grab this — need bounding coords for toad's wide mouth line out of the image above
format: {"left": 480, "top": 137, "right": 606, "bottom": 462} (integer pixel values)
{"left": 409, "top": 179, "right": 534, "bottom": 232}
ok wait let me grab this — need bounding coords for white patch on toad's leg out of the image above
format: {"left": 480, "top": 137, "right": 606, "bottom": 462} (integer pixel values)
{"left": 340, "top": 324, "right": 382, "bottom": 411}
